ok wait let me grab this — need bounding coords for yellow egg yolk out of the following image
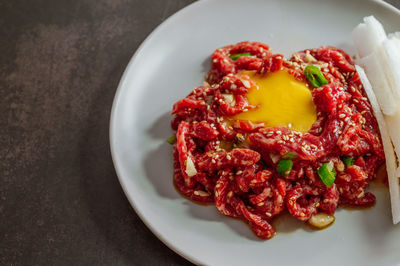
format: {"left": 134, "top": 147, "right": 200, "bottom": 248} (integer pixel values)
{"left": 233, "top": 70, "right": 316, "bottom": 133}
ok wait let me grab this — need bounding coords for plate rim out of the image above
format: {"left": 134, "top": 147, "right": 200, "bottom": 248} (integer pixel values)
{"left": 109, "top": 0, "right": 400, "bottom": 264}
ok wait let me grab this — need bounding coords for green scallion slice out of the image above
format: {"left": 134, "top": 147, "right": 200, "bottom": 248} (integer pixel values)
{"left": 304, "top": 65, "right": 329, "bottom": 88}
{"left": 167, "top": 135, "right": 177, "bottom": 144}
{"left": 282, "top": 152, "right": 297, "bottom": 160}
{"left": 317, "top": 161, "right": 337, "bottom": 187}
{"left": 342, "top": 157, "right": 354, "bottom": 167}
{"left": 230, "top": 52, "right": 252, "bottom": 61}
{"left": 277, "top": 159, "right": 293, "bottom": 177}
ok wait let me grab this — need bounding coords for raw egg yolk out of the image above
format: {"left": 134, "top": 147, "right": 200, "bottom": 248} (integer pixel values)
{"left": 233, "top": 70, "right": 316, "bottom": 133}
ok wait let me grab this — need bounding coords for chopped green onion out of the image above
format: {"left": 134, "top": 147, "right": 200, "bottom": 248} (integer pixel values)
{"left": 342, "top": 157, "right": 354, "bottom": 167}
{"left": 317, "top": 161, "right": 337, "bottom": 187}
{"left": 230, "top": 52, "right": 252, "bottom": 60}
{"left": 282, "top": 152, "right": 297, "bottom": 160}
{"left": 277, "top": 159, "right": 293, "bottom": 177}
{"left": 304, "top": 65, "right": 329, "bottom": 88}
{"left": 167, "top": 135, "right": 177, "bottom": 144}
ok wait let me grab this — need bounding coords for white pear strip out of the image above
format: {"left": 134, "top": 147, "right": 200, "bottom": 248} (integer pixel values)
{"left": 356, "top": 65, "right": 400, "bottom": 224}
{"left": 385, "top": 108, "right": 400, "bottom": 175}
{"left": 381, "top": 39, "right": 400, "bottom": 101}
{"left": 352, "top": 16, "right": 387, "bottom": 58}
{"left": 388, "top": 34, "right": 400, "bottom": 66}
{"left": 358, "top": 52, "right": 398, "bottom": 115}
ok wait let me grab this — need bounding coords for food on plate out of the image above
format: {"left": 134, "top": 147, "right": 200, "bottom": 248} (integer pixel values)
{"left": 170, "top": 41, "right": 384, "bottom": 239}
{"left": 353, "top": 16, "right": 400, "bottom": 223}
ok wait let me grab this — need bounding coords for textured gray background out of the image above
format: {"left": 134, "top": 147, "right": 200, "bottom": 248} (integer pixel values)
{"left": 0, "top": 0, "right": 399, "bottom": 265}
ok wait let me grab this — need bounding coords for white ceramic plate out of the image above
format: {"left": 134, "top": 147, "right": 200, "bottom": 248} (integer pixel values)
{"left": 110, "top": 0, "right": 400, "bottom": 265}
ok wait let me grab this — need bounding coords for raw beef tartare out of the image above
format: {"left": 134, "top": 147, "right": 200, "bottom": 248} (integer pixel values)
{"left": 169, "top": 41, "right": 384, "bottom": 239}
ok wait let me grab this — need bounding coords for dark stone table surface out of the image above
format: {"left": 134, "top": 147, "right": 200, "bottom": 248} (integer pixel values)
{"left": 1, "top": 0, "right": 399, "bottom": 265}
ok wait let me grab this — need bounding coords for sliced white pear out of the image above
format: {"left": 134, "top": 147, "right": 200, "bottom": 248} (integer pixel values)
{"left": 352, "top": 16, "right": 387, "bottom": 58}
{"left": 356, "top": 65, "right": 400, "bottom": 224}
{"left": 358, "top": 52, "right": 398, "bottom": 115}
{"left": 381, "top": 39, "right": 400, "bottom": 102}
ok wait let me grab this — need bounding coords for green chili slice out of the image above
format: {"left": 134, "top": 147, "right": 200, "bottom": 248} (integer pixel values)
{"left": 282, "top": 152, "right": 297, "bottom": 160}
{"left": 317, "top": 161, "right": 337, "bottom": 187}
{"left": 167, "top": 135, "right": 177, "bottom": 144}
{"left": 304, "top": 65, "right": 329, "bottom": 88}
{"left": 342, "top": 157, "right": 354, "bottom": 167}
{"left": 277, "top": 159, "right": 293, "bottom": 177}
{"left": 230, "top": 52, "right": 252, "bottom": 61}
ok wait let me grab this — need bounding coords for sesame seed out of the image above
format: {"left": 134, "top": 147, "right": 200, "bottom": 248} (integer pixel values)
{"left": 226, "top": 154, "right": 232, "bottom": 160}
{"left": 277, "top": 140, "right": 283, "bottom": 144}
{"left": 241, "top": 79, "right": 251, "bottom": 89}
{"left": 310, "top": 144, "right": 317, "bottom": 149}
{"left": 266, "top": 132, "right": 273, "bottom": 137}
{"left": 257, "top": 202, "right": 265, "bottom": 206}
{"left": 211, "top": 159, "right": 216, "bottom": 163}
{"left": 236, "top": 170, "right": 243, "bottom": 175}
{"left": 338, "top": 114, "right": 346, "bottom": 118}
{"left": 227, "top": 191, "right": 233, "bottom": 198}
{"left": 265, "top": 212, "right": 272, "bottom": 217}
{"left": 194, "top": 190, "right": 210, "bottom": 197}
{"left": 300, "top": 213, "right": 305, "bottom": 217}
{"left": 323, "top": 199, "right": 329, "bottom": 203}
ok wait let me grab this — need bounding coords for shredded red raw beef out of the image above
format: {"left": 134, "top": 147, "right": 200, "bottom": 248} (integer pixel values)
{"left": 170, "top": 41, "right": 384, "bottom": 239}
